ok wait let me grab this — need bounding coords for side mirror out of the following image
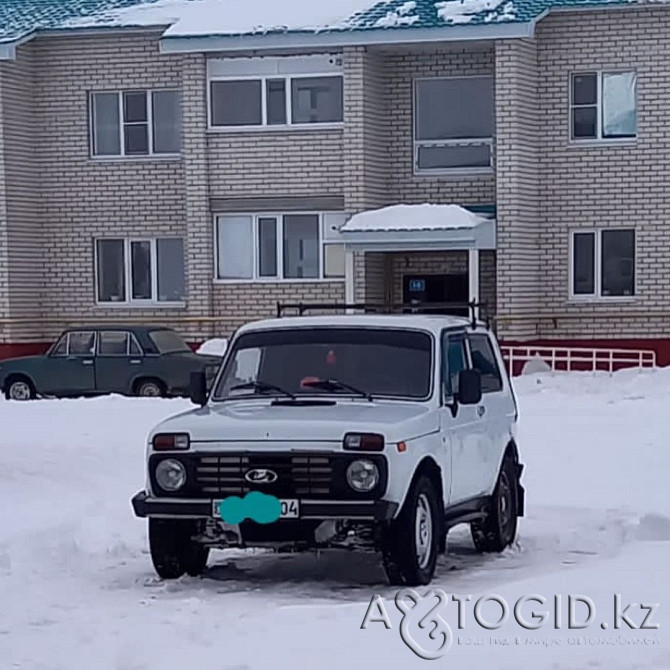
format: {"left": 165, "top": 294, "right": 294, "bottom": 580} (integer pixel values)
{"left": 189, "top": 371, "right": 208, "bottom": 406}
{"left": 457, "top": 369, "right": 482, "bottom": 406}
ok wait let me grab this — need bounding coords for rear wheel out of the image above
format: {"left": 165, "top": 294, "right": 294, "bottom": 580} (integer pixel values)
{"left": 471, "top": 455, "right": 519, "bottom": 553}
{"left": 135, "top": 379, "right": 165, "bottom": 398}
{"left": 5, "top": 378, "right": 36, "bottom": 401}
{"left": 148, "top": 519, "right": 209, "bottom": 579}
{"left": 381, "top": 475, "right": 440, "bottom": 586}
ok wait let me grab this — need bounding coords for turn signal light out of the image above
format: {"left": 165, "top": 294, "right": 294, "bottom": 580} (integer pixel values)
{"left": 343, "top": 433, "right": 385, "bottom": 452}
{"left": 153, "top": 433, "right": 190, "bottom": 451}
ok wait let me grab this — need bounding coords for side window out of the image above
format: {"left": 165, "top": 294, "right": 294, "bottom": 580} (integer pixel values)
{"left": 98, "top": 331, "right": 129, "bottom": 356}
{"left": 51, "top": 335, "right": 68, "bottom": 356}
{"left": 68, "top": 331, "right": 96, "bottom": 356}
{"left": 468, "top": 334, "right": 503, "bottom": 393}
{"left": 442, "top": 334, "right": 467, "bottom": 398}
{"left": 129, "top": 334, "right": 143, "bottom": 356}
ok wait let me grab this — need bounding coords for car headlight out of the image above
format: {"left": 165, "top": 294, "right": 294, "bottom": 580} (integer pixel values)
{"left": 346, "top": 459, "right": 379, "bottom": 493}
{"left": 155, "top": 459, "right": 187, "bottom": 492}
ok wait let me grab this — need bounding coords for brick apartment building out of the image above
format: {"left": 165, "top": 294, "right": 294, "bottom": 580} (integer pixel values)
{"left": 0, "top": 0, "right": 668, "bottom": 363}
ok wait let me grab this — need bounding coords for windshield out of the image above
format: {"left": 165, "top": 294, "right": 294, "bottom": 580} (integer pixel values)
{"left": 213, "top": 327, "right": 433, "bottom": 401}
{"left": 149, "top": 329, "right": 191, "bottom": 354}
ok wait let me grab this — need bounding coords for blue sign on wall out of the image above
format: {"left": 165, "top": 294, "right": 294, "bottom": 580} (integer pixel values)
{"left": 409, "top": 279, "right": 426, "bottom": 293}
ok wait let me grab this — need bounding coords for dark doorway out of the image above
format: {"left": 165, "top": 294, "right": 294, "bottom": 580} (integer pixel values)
{"left": 402, "top": 274, "right": 469, "bottom": 316}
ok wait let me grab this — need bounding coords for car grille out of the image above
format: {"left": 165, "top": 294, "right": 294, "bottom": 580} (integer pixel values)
{"left": 194, "top": 453, "right": 334, "bottom": 498}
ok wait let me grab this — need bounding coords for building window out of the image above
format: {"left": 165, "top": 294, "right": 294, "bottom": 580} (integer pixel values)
{"left": 215, "top": 214, "right": 345, "bottom": 281}
{"left": 571, "top": 229, "right": 635, "bottom": 299}
{"left": 209, "top": 75, "right": 343, "bottom": 129}
{"left": 414, "top": 76, "right": 494, "bottom": 174}
{"left": 96, "top": 238, "right": 185, "bottom": 304}
{"left": 90, "top": 90, "right": 181, "bottom": 157}
{"left": 570, "top": 72, "right": 637, "bottom": 141}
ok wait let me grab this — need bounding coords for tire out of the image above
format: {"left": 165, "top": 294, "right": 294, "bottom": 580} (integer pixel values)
{"left": 148, "top": 519, "right": 209, "bottom": 579}
{"left": 381, "top": 475, "right": 441, "bottom": 586}
{"left": 5, "top": 377, "right": 36, "bottom": 401}
{"left": 135, "top": 379, "right": 165, "bottom": 398}
{"left": 471, "top": 455, "right": 519, "bottom": 553}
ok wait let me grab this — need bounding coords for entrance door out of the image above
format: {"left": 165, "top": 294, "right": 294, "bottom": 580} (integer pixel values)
{"left": 403, "top": 274, "right": 469, "bottom": 315}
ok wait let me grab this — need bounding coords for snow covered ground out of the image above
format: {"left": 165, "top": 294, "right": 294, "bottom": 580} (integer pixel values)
{"left": 1, "top": 369, "right": 669, "bottom": 669}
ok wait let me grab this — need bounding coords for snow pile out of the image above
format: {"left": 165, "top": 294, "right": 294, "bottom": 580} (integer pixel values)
{"left": 374, "top": 1, "right": 420, "bottom": 27}
{"left": 195, "top": 337, "right": 228, "bottom": 357}
{"left": 64, "top": 0, "right": 389, "bottom": 36}
{"left": 436, "top": 0, "right": 507, "bottom": 24}
{"left": 341, "top": 203, "right": 488, "bottom": 232}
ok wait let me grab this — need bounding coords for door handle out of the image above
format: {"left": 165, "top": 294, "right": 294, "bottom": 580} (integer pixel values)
{"left": 130, "top": 359, "right": 142, "bottom": 365}
{"left": 82, "top": 359, "right": 94, "bottom": 366}
{"left": 477, "top": 405, "right": 486, "bottom": 418}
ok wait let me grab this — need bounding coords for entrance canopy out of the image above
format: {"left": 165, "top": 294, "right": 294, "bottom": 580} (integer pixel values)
{"left": 338, "top": 204, "right": 495, "bottom": 252}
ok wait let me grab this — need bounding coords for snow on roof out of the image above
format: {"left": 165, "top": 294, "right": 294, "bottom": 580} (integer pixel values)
{"left": 62, "top": 0, "right": 388, "bottom": 37}
{"left": 341, "top": 204, "right": 488, "bottom": 233}
{"left": 0, "top": 0, "right": 642, "bottom": 47}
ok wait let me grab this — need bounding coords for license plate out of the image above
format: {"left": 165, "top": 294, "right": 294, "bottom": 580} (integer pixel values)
{"left": 212, "top": 498, "right": 300, "bottom": 520}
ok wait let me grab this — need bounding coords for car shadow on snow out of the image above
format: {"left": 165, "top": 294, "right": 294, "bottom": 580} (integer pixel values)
{"left": 196, "top": 527, "right": 509, "bottom": 602}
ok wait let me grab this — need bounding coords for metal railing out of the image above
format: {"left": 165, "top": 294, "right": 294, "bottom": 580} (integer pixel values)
{"left": 501, "top": 345, "right": 657, "bottom": 376}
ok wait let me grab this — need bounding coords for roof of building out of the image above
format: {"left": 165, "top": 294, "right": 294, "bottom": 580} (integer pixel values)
{"left": 0, "top": 0, "right": 643, "bottom": 50}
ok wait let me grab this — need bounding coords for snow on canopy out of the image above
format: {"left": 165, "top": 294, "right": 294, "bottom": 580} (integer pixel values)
{"left": 341, "top": 204, "right": 488, "bottom": 233}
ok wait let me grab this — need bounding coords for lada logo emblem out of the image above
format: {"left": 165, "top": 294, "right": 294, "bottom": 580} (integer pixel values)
{"left": 244, "top": 469, "right": 278, "bottom": 484}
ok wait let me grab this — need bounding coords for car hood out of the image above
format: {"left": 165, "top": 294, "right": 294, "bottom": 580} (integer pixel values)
{"left": 0, "top": 355, "right": 45, "bottom": 369}
{"left": 151, "top": 399, "right": 438, "bottom": 444}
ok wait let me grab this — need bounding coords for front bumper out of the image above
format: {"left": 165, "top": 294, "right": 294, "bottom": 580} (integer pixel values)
{"left": 131, "top": 491, "right": 397, "bottom": 521}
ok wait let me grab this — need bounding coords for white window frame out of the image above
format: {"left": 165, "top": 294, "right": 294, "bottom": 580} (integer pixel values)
{"left": 207, "top": 74, "right": 344, "bottom": 132}
{"left": 214, "top": 213, "right": 345, "bottom": 283}
{"left": 569, "top": 70, "right": 637, "bottom": 144}
{"left": 568, "top": 228, "right": 636, "bottom": 301}
{"left": 413, "top": 75, "right": 494, "bottom": 177}
{"left": 89, "top": 89, "right": 181, "bottom": 159}
{"left": 95, "top": 237, "right": 186, "bottom": 307}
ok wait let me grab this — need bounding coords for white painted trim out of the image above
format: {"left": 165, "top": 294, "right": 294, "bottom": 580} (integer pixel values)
{"left": 207, "top": 72, "right": 343, "bottom": 130}
{"left": 345, "top": 248, "right": 355, "bottom": 310}
{"left": 158, "top": 22, "right": 534, "bottom": 55}
{"left": 94, "top": 236, "right": 186, "bottom": 306}
{"left": 214, "top": 211, "right": 347, "bottom": 282}
{"left": 568, "top": 228, "right": 636, "bottom": 300}
{"left": 89, "top": 88, "right": 181, "bottom": 159}
{"left": 568, "top": 70, "right": 638, "bottom": 143}
{"left": 468, "top": 249, "right": 480, "bottom": 319}
{"left": 413, "top": 75, "right": 495, "bottom": 174}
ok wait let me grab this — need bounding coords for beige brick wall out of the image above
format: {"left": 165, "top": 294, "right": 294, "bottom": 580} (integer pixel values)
{"left": 494, "top": 38, "right": 542, "bottom": 341}
{"left": 385, "top": 46, "right": 496, "bottom": 206}
{"left": 528, "top": 9, "right": 670, "bottom": 340}
{"left": 343, "top": 47, "right": 391, "bottom": 212}
{"left": 0, "top": 44, "right": 41, "bottom": 341}
{"left": 212, "top": 281, "right": 345, "bottom": 335}
{"left": 29, "top": 33, "right": 189, "bottom": 341}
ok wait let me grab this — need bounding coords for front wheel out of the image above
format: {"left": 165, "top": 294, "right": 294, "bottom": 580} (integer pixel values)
{"left": 148, "top": 519, "right": 209, "bottom": 579}
{"left": 5, "top": 378, "right": 36, "bottom": 401}
{"left": 471, "top": 455, "right": 519, "bottom": 553}
{"left": 381, "top": 475, "right": 440, "bottom": 586}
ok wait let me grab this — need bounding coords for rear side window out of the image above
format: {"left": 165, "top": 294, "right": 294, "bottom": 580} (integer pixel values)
{"left": 469, "top": 334, "right": 503, "bottom": 393}
{"left": 98, "top": 331, "right": 129, "bottom": 355}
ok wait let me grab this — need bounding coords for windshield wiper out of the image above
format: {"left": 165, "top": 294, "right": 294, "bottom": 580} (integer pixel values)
{"left": 301, "top": 378, "right": 373, "bottom": 402}
{"left": 230, "top": 381, "right": 296, "bottom": 400}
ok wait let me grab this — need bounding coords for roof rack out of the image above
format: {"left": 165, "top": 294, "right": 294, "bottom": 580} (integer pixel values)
{"left": 276, "top": 300, "right": 490, "bottom": 330}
